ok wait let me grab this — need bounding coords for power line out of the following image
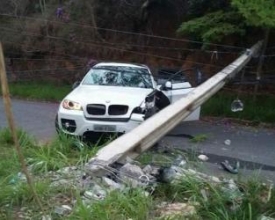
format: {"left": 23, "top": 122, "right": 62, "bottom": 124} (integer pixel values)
{"left": 6, "top": 65, "right": 85, "bottom": 74}
{"left": 0, "top": 13, "right": 246, "bottom": 50}
{"left": 0, "top": 25, "right": 242, "bottom": 55}
{"left": 263, "top": 54, "right": 275, "bottom": 58}
{"left": 5, "top": 57, "right": 83, "bottom": 62}
{"left": 0, "top": 27, "right": 225, "bottom": 68}
{"left": 1, "top": 40, "right": 87, "bottom": 60}
{"left": 222, "top": 87, "right": 275, "bottom": 97}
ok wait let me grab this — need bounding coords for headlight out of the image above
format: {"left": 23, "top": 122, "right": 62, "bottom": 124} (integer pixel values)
{"left": 145, "top": 100, "right": 155, "bottom": 109}
{"left": 62, "top": 99, "right": 83, "bottom": 111}
{"left": 139, "top": 100, "right": 154, "bottom": 112}
{"left": 135, "top": 93, "right": 155, "bottom": 114}
{"left": 145, "top": 95, "right": 155, "bottom": 109}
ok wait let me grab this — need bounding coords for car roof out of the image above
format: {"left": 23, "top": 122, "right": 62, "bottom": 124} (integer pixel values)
{"left": 94, "top": 62, "right": 148, "bottom": 69}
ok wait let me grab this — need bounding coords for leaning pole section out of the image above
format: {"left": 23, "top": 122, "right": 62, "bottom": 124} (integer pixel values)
{"left": 86, "top": 41, "right": 263, "bottom": 176}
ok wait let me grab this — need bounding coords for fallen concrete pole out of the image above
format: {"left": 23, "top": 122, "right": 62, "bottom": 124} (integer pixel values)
{"left": 86, "top": 41, "right": 263, "bottom": 176}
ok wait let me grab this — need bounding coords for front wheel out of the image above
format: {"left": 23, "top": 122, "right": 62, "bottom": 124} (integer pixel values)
{"left": 55, "top": 114, "right": 60, "bottom": 134}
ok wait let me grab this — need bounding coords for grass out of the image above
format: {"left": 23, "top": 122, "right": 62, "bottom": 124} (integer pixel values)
{"left": 69, "top": 189, "right": 153, "bottom": 220}
{"left": 0, "top": 129, "right": 99, "bottom": 218}
{"left": 0, "top": 128, "right": 275, "bottom": 219}
{"left": 25, "top": 134, "right": 100, "bottom": 174}
{"left": 1, "top": 81, "right": 71, "bottom": 102}
{"left": 190, "top": 134, "right": 208, "bottom": 143}
{"left": 154, "top": 175, "right": 275, "bottom": 220}
{"left": 202, "top": 90, "right": 275, "bottom": 123}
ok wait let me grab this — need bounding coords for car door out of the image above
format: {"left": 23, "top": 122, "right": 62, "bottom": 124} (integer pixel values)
{"left": 159, "top": 81, "right": 201, "bottom": 121}
{"left": 161, "top": 81, "right": 193, "bottom": 103}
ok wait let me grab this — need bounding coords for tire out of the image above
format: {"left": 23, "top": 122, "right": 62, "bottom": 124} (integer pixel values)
{"left": 55, "top": 114, "right": 60, "bottom": 134}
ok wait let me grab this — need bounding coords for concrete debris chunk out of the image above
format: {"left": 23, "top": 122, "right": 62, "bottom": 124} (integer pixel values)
{"left": 50, "top": 179, "right": 74, "bottom": 188}
{"left": 120, "top": 163, "right": 144, "bottom": 178}
{"left": 143, "top": 165, "right": 160, "bottom": 177}
{"left": 157, "top": 202, "right": 197, "bottom": 218}
{"left": 125, "top": 156, "right": 141, "bottom": 165}
{"left": 54, "top": 205, "right": 72, "bottom": 215}
{"left": 119, "top": 163, "right": 152, "bottom": 187}
{"left": 221, "top": 179, "right": 243, "bottom": 203}
{"left": 84, "top": 184, "right": 106, "bottom": 200}
{"left": 200, "top": 189, "right": 208, "bottom": 202}
{"left": 42, "top": 215, "right": 52, "bottom": 220}
{"left": 259, "top": 182, "right": 274, "bottom": 204}
{"left": 198, "top": 154, "right": 209, "bottom": 161}
{"left": 173, "top": 155, "right": 187, "bottom": 167}
{"left": 224, "top": 139, "right": 231, "bottom": 146}
{"left": 102, "top": 177, "right": 124, "bottom": 191}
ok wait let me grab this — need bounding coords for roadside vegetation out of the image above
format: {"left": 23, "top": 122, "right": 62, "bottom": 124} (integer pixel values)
{"left": 202, "top": 91, "right": 275, "bottom": 124}
{"left": 3, "top": 81, "right": 71, "bottom": 102}
{"left": 0, "top": 129, "right": 274, "bottom": 219}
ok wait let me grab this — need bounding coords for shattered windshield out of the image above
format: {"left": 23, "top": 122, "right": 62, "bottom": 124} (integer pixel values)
{"left": 82, "top": 66, "right": 153, "bottom": 88}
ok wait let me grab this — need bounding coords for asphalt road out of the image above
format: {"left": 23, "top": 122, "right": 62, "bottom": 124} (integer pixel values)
{"left": 0, "top": 98, "right": 59, "bottom": 141}
{"left": 1, "top": 98, "right": 275, "bottom": 182}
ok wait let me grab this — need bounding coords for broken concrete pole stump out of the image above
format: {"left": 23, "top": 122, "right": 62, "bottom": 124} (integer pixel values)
{"left": 119, "top": 163, "right": 155, "bottom": 187}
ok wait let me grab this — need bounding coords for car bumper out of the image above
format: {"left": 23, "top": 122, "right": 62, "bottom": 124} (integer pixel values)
{"left": 56, "top": 108, "right": 144, "bottom": 136}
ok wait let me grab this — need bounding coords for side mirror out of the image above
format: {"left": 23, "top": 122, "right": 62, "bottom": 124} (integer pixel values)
{"left": 164, "top": 81, "right": 172, "bottom": 90}
{"left": 72, "top": 81, "right": 80, "bottom": 90}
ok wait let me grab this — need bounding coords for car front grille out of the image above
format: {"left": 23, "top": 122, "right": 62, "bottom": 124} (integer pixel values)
{"left": 108, "top": 105, "right": 129, "bottom": 115}
{"left": 86, "top": 104, "right": 106, "bottom": 115}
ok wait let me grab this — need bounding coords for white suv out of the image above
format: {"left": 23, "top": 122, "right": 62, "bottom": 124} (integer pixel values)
{"left": 55, "top": 62, "right": 200, "bottom": 138}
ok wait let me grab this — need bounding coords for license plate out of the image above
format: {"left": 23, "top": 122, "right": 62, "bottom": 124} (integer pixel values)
{"left": 94, "top": 125, "right": 116, "bottom": 132}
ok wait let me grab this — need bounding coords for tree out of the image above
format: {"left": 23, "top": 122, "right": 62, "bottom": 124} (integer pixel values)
{"left": 176, "top": 0, "right": 247, "bottom": 48}
{"left": 231, "top": 0, "right": 275, "bottom": 28}
{"left": 177, "top": 0, "right": 275, "bottom": 48}
{"left": 231, "top": 0, "right": 275, "bottom": 95}
{"left": 187, "top": 0, "right": 230, "bottom": 17}
{"left": 177, "top": 10, "right": 245, "bottom": 45}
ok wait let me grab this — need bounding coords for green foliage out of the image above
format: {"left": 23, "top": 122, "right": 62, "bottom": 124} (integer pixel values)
{"left": 187, "top": 0, "right": 230, "bottom": 17}
{"left": 69, "top": 189, "right": 153, "bottom": 220}
{"left": 0, "top": 128, "right": 35, "bottom": 147}
{"left": 232, "top": 0, "right": 275, "bottom": 28}
{"left": 3, "top": 81, "right": 71, "bottom": 102}
{"left": 190, "top": 134, "right": 208, "bottom": 143}
{"left": 0, "top": 147, "right": 20, "bottom": 179}
{"left": 202, "top": 91, "right": 275, "bottom": 123}
{"left": 25, "top": 134, "right": 99, "bottom": 174}
{"left": 177, "top": 11, "right": 245, "bottom": 44}
{"left": 0, "top": 180, "right": 51, "bottom": 206}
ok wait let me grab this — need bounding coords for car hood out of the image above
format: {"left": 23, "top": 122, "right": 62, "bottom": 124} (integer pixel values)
{"left": 65, "top": 85, "right": 154, "bottom": 107}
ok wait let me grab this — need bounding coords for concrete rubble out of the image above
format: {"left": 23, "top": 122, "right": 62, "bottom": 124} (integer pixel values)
{"left": 198, "top": 154, "right": 209, "bottom": 161}
{"left": 224, "top": 139, "right": 231, "bottom": 145}
{"left": 54, "top": 205, "right": 72, "bottom": 215}
{"left": 156, "top": 202, "right": 197, "bottom": 219}
{"left": 30, "top": 154, "right": 273, "bottom": 218}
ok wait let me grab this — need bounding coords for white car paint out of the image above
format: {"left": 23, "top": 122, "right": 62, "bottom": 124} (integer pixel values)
{"left": 68, "top": 86, "right": 153, "bottom": 110}
{"left": 56, "top": 62, "right": 200, "bottom": 137}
